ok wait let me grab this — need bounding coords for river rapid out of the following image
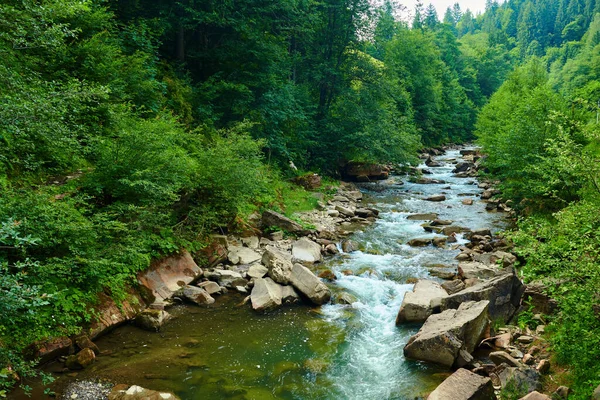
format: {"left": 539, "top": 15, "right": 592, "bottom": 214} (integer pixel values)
{"left": 21, "top": 148, "right": 509, "bottom": 400}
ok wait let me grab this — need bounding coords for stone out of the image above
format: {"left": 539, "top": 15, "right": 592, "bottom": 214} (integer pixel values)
{"left": 407, "top": 238, "right": 432, "bottom": 247}
{"left": 289, "top": 263, "right": 331, "bottom": 305}
{"left": 241, "top": 236, "right": 260, "bottom": 249}
{"left": 318, "top": 269, "right": 336, "bottom": 281}
{"left": 108, "top": 385, "right": 179, "bottom": 400}
{"left": 281, "top": 285, "right": 300, "bottom": 304}
{"left": 327, "top": 209, "right": 340, "bottom": 218}
{"left": 341, "top": 239, "right": 359, "bottom": 253}
{"left": 425, "top": 195, "right": 446, "bottom": 202}
{"left": 262, "top": 210, "right": 306, "bottom": 234}
{"left": 335, "top": 204, "right": 355, "bottom": 217}
{"left": 489, "top": 351, "right": 521, "bottom": 367}
{"left": 227, "top": 246, "right": 261, "bottom": 265}
{"left": 407, "top": 213, "right": 438, "bottom": 220}
{"left": 442, "top": 280, "right": 466, "bottom": 295}
{"left": 292, "top": 237, "right": 323, "bottom": 263}
{"left": 197, "top": 280, "right": 221, "bottom": 295}
{"left": 442, "top": 226, "right": 470, "bottom": 235}
{"left": 462, "top": 198, "right": 474, "bottom": 205}
{"left": 247, "top": 264, "right": 268, "bottom": 279}
{"left": 135, "top": 309, "right": 172, "bottom": 332}
{"left": 427, "top": 368, "right": 494, "bottom": 400}
{"left": 262, "top": 246, "right": 294, "bottom": 284}
{"left": 336, "top": 292, "right": 357, "bottom": 305}
{"left": 88, "top": 292, "right": 145, "bottom": 339}
{"left": 73, "top": 335, "right": 100, "bottom": 356}
{"left": 497, "top": 366, "right": 541, "bottom": 394}
{"left": 458, "top": 261, "right": 508, "bottom": 280}
{"left": 65, "top": 348, "right": 95, "bottom": 370}
{"left": 177, "top": 285, "right": 215, "bottom": 305}
{"left": 472, "top": 251, "right": 516, "bottom": 268}
{"left": 403, "top": 301, "right": 490, "bottom": 368}
{"left": 516, "top": 335, "right": 534, "bottom": 344}
{"left": 29, "top": 336, "right": 73, "bottom": 364}
{"left": 481, "top": 190, "right": 493, "bottom": 200}
{"left": 553, "top": 386, "right": 569, "bottom": 399}
{"left": 344, "top": 162, "right": 389, "bottom": 181}
{"left": 519, "top": 391, "right": 551, "bottom": 400}
{"left": 433, "top": 237, "right": 447, "bottom": 248}
{"left": 396, "top": 280, "right": 448, "bottom": 324}
{"left": 440, "top": 273, "right": 525, "bottom": 323}
{"left": 250, "top": 278, "right": 283, "bottom": 312}
{"left": 355, "top": 208, "right": 375, "bottom": 218}
{"left": 269, "top": 231, "right": 284, "bottom": 241}
{"left": 431, "top": 219, "right": 453, "bottom": 226}
{"left": 536, "top": 359, "right": 550, "bottom": 374}
{"left": 325, "top": 243, "right": 339, "bottom": 254}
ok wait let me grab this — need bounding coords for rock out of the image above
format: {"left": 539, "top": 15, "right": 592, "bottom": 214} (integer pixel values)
{"left": 197, "top": 280, "right": 222, "bottom": 295}
{"left": 431, "top": 219, "right": 453, "bottom": 226}
{"left": 65, "top": 348, "right": 95, "bottom": 370}
{"left": 442, "top": 280, "right": 465, "bottom": 295}
{"left": 341, "top": 239, "right": 359, "bottom": 253}
{"left": 458, "top": 261, "right": 508, "bottom": 280}
{"left": 74, "top": 335, "right": 100, "bottom": 355}
{"left": 227, "top": 246, "right": 261, "bottom": 265}
{"left": 29, "top": 336, "right": 73, "bottom": 364}
{"left": 519, "top": 391, "right": 550, "bottom": 400}
{"left": 425, "top": 157, "right": 442, "bottom": 167}
{"left": 462, "top": 198, "right": 474, "bottom": 205}
{"left": 262, "top": 210, "right": 306, "bottom": 234}
{"left": 517, "top": 335, "right": 534, "bottom": 344}
{"left": 292, "top": 173, "right": 322, "bottom": 190}
{"left": 407, "top": 213, "right": 439, "bottom": 220}
{"left": 553, "top": 386, "right": 569, "bottom": 399}
{"left": 536, "top": 359, "right": 550, "bottom": 374}
{"left": 497, "top": 366, "right": 541, "bottom": 394}
{"left": 289, "top": 263, "right": 331, "bottom": 305}
{"left": 335, "top": 204, "right": 355, "bottom": 217}
{"left": 212, "top": 269, "right": 246, "bottom": 288}
{"left": 292, "top": 237, "right": 322, "bottom": 263}
{"left": 327, "top": 209, "right": 340, "bottom": 218}
{"left": 440, "top": 273, "right": 524, "bottom": 323}
{"left": 344, "top": 162, "right": 389, "bottom": 181}
{"left": 325, "top": 243, "right": 339, "bottom": 254}
{"left": 262, "top": 246, "right": 294, "bottom": 284}
{"left": 318, "top": 270, "right": 336, "bottom": 281}
{"left": 489, "top": 351, "right": 521, "bottom": 367}
{"left": 408, "top": 238, "right": 433, "bottom": 247}
{"left": 355, "top": 208, "right": 375, "bottom": 218}
{"left": 433, "top": 237, "right": 447, "bottom": 248}
{"left": 247, "top": 264, "right": 268, "bottom": 279}
{"left": 453, "top": 162, "right": 474, "bottom": 173}
{"left": 481, "top": 190, "right": 493, "bottom": 200}
{"left": 442, "top": 226, "right": 470, "bottom": 235}
{"left": 176, "top": 285, "right": 215, "bottom": 305}
{"left": 88, "top": 292, "right": 145, "bottom": 339}
{"left": 135, "top": 309, "right": 172, "bottom": 332}
{"left": 241, "top": 236, "right": 260, "bottom": 249}
{"left": 108, "top": 384, "right": 179, "bottom": 400}
{"left": 425, "top": 195, "right": 446, "bottom": 202}
{"left": 281, "top": 285, "right": 300, "bottom": 304}
{"left": 403, "top": 301, "right": 490, "bottom": 367}
{"left": 428, "top": 368, "right": 494, "bottom": 400}
{"left": 336, "top": 292, "right": 357, "bottom": 305}
{"left": 396, "top": 280, "right": 448, "bottom": 324}
{"left": 250, "top": 278, "right": 283, "bottom": 312}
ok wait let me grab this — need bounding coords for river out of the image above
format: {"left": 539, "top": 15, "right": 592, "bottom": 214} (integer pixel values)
{"left": 19, "top": 147, "right": 509, "bottom": 400}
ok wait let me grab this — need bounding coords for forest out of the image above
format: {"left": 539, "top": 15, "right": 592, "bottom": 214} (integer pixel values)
{"left": 1, "top": 0, "right": 599, "bottom": 398}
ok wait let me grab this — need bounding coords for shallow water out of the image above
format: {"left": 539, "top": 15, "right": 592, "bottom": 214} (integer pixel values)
{"left": 14, "top": 148, "right": 509, "bottom": 400}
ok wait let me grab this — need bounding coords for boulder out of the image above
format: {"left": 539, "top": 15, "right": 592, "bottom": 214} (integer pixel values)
{"left": 197, "top": 281, "right": 221, "bottom": 295}
{"left": 519, "top": 392, "right": 551, "bottom": 400}
{"left": 88, "top": 292, "right": 145, "bottom": 339}
{"left": 176, "top": 285, "right": 215, "bottom": 305}
{"left": 138, "top": 251, "right": 202, "bottom": 302}
{"left": 135, "top": 309, "right": 172, "bottom": 332}
{"left": 262, "top": 246, "right": 294, "bottom": 284}
{"left": 281, "top": 285, "right": 300, "bottom": 304}
{"left": 458, "top": 262, "right": 508, "bottom": 280}
{"left": 355, "top": 208, "right": 375, "bottom": 218}
{"left": 442, "top": 226, "right": 470, "bottom": 235}
{"left": 472, "top": 251, "right": 516, "bottom": 268}
{"left": 431, "top": 219, "right": 453, "bottom": 226}
{"left": 425, "top": 195, "right": 446, "bottom": 202}
{"left": 341, "top": 239, "right": 360, "bottom": 253}
{"left": 490, "top": 351, "right": 521, "bottom": 367}
{"left": 65, "top": 348, "right": 96, "bottom": 370}
{"left": 396, "top": 280, "right": 448, "bottom": 324}
{"left": 428, "top": 368, "right": 495, "bottom": 400}
{"left": 74, "top": 334, "right": 100, "bottom": 355}
{"left": 336, "top": 292, "right": 357, "bottom": 305}
{"left": 344, "top": 162, "right": 389, "bottom": 181}
{"left": 292, "top": 237, "right": 323, "bottom": 263}
{"left": 440, "top": 273, "right": 524, "bottom": 323}
{"left": 433, "top": 237, "right": 447, "bottom": 248}
{"left": 442, "top": 280, "right": 466, "bottom": 295}
{"left": 250, "top": 278, "right": 283, "bottom": 312}
{"left": 108, "top": 384, "right": 179, "bottom": 400}
{"left": 327, "top": 209, "right": 340, "bottom": 218}
{"left": 407, "top": 213, "right": 438, "bottom": 220}
{"left": 262, "top": 210, "right": 306, "bottom": 234}
{"left": 408, "top": 238, "right": 433, "bottom": 247}
{"left": 462, "top": 198, "right": 474, "bottom": 206}
{"left": 335, "top": 204, "right": 355, "bottom": 217}
{"left": 241, "top": 236, "right": 260, "bottom": 249}
{"left": 496, "top": 366, "right": 541, "bottom": 394}
{"left": 289, "top": 263, "right": 331, "bottom": 305}
{"left": 227, "top": 246, "right": 261, "bottom": 265}
{"left": 404, "top": 301, "right": 490, "bottom": 367}
{"left": 247, "top": 264, "right": 268, "bottom": 279}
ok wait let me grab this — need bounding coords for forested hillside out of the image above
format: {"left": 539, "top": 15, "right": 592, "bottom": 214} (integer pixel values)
{"left": 1, "top": 0, "right": 600, "bottom": 398}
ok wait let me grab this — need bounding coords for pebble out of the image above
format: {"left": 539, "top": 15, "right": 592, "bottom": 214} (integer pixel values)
{"left": 60, "top": 380, "right": 113, "bottom": 400}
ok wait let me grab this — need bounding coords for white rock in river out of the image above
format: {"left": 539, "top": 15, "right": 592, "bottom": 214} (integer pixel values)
{"left": 262, "top": 246, "right": 294, "bottom": 284}
{"left": 250, "top": 277, "right": 283, "bottom": 312}
{"left": 396, "top": 280, "right": 448, "bottom": 324}
{"left": 292, "top": 237, "right": 322, "bottom": 263}
{"left": 289, "top": 263, "right": 331, "bottom": 305}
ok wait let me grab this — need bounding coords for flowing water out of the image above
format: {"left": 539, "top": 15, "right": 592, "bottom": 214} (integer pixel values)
{"left": 20, "top": 148, "right": 509, "bottom": 400}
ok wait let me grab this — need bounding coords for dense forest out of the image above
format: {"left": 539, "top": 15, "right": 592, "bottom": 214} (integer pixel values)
{"left": 1, "top": 0, "right": 600, "bottom": 398}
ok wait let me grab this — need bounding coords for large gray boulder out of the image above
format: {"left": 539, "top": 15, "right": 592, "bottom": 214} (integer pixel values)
{"left": 227, "top": 246, "right": 261, "bottom": 265}
{"left": 396, "top": 280, "right": 448, "bottom": 324}
{"left": 250, "top": 278, "right": 283, "bottom": 312}
{"left": 404, "top": 300, "right": 490, "bottom": 368}
{"left": 289, "top": 263, "right": 331, "bottom": 305}
{"left": 176, "top": 285, "right": 215, "bottom": 305}
{"left": 428, "top": 368, "right": 495, "bottom": 400}
{"left": 458, "top": 261, "right": 509, "bottom": 280}
{"left": 262, "top": 246, "right": 294, "bottom": 284}
{"left": 135, "top": 309, "right": 172, "bottom": 332}
{"left": 262, "top": 210, "right": 306, "bottom": 234}
{"left": 292, "top": 237, "right": 322, "bottom": 263}
{"left": 440, "top": 273, "right": 524, "bottom": 323}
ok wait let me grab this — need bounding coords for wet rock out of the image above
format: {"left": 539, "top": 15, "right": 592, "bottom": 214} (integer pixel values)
{"left": 407, "top": 238, "right": 432, "bottom": 247}
{"left": 262, "top": 210, "right": 306, "bottom": 234}
{"left": 227, "top": 246, "right": 261, "bottom": 265}
{"left": 553, "top": 386, "right": 569, "bottom": 399}
{"left": 74, "top": 335, "right": 100, "bottom": 356}
{"left": 325, "top": 243, "right": 339, "bottom": 254}
{"left": 327, "top": 209, "right": 340, "bottom": 218}
{"left": 428, "top": 368, "right": 494, "bottom": 400}
{"left": 292, "top": 237, "right": 322, "bottom": 264}
{"left": 472, "top": 251, "right": 516, "bottom": 268}
{"left": 425, "top": 195, "right": 446, "bottom": 202}
{"left": 407, "top": 213, "right": 438, "bottom": 220}
{"left": 341, "top": 239, "right": 359, "bottom": 253}
{"left": 396, "top": 280, "right": 448, "bottom": 324}
{"left": 318, "top": 270, "right": 336, "bottom": 281}
{"left": 66, "top": 348, "right": 96, "bottom": 370}
{"left": 404, "top": 300, "right": 490, "bottom": 367}
{"left": 490, "top": 351, "right": 521, "bottom": 367}
{"left": 250, "top": 278, "right": 283, "bottom": 312}
{"left": 247, "top": 264, "right": 268, "bottom": 279}
{"left": 462, "top": 198, "right": 474, "bottom": 205}
{"left": 88, "top": 292, "right": 145, "bottom": 339}
{"left": 135, "top": 309, "right": 172, "bottom": 332}
{"left": 355, "top": 208, "right": 375, "bottom": 218}
{"left": 289, "top": 263, "right": 331, "bottom": 305}
{"left": 431, "top": 219, "right": 453, "bottom": 226}
{"left": 440, "top": 273, "right": 524, "bottom": 323}
{"left": 176, "top": 285, "right": 215, "bottom": 305}
{"left": 442, "top": 226, "right": 470, "bottom": 235}
{"left": 108, "top": 384, "right": 179, "bottom": 400}
{"left": 197, "top": 281, "right": 221, "bottom": 295}
{"left": 336, "top": 292, "right": 357, "bottom": 305}
{"left": 262, "top": 246, "right": 294, "bottom": 284}
{"left": 335, "top": 204, "right": 355, "bottom": 217}
{"left": 433, "top": 237, "right": 447, "bottom": 248}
